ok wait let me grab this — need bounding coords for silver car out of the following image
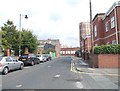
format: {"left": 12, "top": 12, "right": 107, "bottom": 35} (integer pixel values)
{"left": 0, "top": 56, "right": 24, "bottom": 75}
{"left": 36, "top": 54, "right": 46, "bottom": 62}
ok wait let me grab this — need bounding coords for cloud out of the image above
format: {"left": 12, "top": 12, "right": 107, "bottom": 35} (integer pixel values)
{"left": 0, "top": 0, "right": 117, "bottom": 47}
{"left": 65, "top": 0, "right": 80, "bottom": 7}
{"left": 49, "top": 13, "right": 61, "bottom": 22}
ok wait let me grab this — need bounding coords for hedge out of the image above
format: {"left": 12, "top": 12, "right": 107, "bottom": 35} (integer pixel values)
{"left": 94, "top": 44, "right": 120, "bottom": 54}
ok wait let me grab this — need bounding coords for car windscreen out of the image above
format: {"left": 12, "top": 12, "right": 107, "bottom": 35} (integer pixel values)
{"left": 20, "top": 55, "right": 28, "bottom": 58}
{"left": 29, "top": 54, "right": 35, "bottom": 57}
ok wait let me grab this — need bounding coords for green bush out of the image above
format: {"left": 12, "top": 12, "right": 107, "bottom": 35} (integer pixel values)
{"left": 94, "top": 44, "right": 120, "bottom": 54}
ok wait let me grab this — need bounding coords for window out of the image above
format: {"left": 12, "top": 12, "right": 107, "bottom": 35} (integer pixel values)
{"left": 13, "top": 60, "right": 18, "bottom": 62}
{"left": 6, "top": 57, "right": 12, "bottom": 62}
{"left": 68, "top": 51, "right": 70, "bottom": 54}
{"left": 111, "top": 16, "right": 115, "bottom": 28}
{"left": 60, "top": 51, "right": 63, "bottom": 54}
{"left": 106, "top": 42, "right": 110, "bottom": 45}
{"left": 95, "top": 44, "right": 98, "bottom": 46}
{"left": 112, "top": 40, "right": 116, "bottom": 44}
{"left": 94, "top": 25, "right": 97, "bottom": 37}
{"left": 73, "top": 51, "right": 75, "bottom": 54}
{"left": 105, "top": 21, "right": 109, "bottom": 32}
{"left": 71, "top": 51, "right": 74, "bottom": 54}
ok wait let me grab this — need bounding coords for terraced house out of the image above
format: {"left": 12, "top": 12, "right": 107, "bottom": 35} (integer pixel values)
{"left": 93, "top": 1, "right": 120, "bottom": 46}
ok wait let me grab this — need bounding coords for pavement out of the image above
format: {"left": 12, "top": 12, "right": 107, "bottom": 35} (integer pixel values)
{"left": 71, "top": 57, "right": 120, "bottom": 90}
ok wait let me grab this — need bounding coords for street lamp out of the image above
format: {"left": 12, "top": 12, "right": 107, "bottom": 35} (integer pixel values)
{"left": 19, "top": 14, "right": 28, "bottom": 56}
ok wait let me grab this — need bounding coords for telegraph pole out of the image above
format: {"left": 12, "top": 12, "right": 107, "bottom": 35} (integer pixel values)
{"left": 89, "top": 0, "right": 92, "bottom": 50}
{"left": 89, "top": 0, "right": 94, "bottom": 68}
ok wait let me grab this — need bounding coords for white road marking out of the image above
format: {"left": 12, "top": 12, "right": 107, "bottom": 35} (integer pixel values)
{"left": 16, "top": 84, "right": 22, "bottom": 88}
{"left": 54, "top": 75, "right": 60, "bottom": 78}
{"left": 75, "top": 82, "right": 83, "bottom": 89}
{"left": 48, "top": 66, "right": 51, "bottom": 67}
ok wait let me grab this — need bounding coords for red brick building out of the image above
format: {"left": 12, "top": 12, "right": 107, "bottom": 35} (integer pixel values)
{"left": 93, "top": 1, "right": 120, "bottom": 46}
{"left": 92, "top": 13, "right": 105, "bottom": 46}
{"left": 60, "top": 47, "right": 80, "bottom": 56}
{"left": 79, "top": 22, "right": 91, "bottom": 53}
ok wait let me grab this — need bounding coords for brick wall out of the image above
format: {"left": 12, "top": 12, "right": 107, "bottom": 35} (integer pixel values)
{"left": 98, "top": 54, "right": 119, "bottom": 68}
{"left": 92, "top": 54, "right": 120, "bottom": 68}
{"left": 4, "top": 49, "right": 10, "bottom": 56}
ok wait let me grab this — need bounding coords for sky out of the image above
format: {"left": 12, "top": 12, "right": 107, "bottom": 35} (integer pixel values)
{"left": 0, "top": 0, "right": 118, "bottom": 47}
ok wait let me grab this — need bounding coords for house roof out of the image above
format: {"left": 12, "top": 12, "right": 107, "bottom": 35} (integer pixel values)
{"left": 102, "top": 1, "right": 120, "bottom": 20}
{"left": 92, "top": 13, "right": 105, "bottom": 22}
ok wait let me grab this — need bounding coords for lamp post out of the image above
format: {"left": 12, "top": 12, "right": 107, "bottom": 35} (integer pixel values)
{"left": 19, "top": 14, "right": 28, "bottom": 56}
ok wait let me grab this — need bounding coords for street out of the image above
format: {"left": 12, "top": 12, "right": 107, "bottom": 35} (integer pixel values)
{"left": 2, "top": 57, "right": 81, "bottom": 89}
{"left": 1, "top": 57, "right": 119, "bottom": 90}
{"left": 0, "top": 0, "right": 120, "bottom": 91}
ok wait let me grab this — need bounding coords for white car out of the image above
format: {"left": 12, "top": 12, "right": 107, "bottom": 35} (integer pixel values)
{"left": 36, "top": 54, "right": 46, "bottom": 62}
{"left": 0, "top": 56, "right": 24, "bottom": 75}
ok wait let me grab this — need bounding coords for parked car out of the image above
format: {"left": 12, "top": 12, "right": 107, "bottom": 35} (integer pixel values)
{"left": 36, "top": 54, "right": 46, "bottom": 62}
{"left": 0, "top": 56, "right": 24, "bottom": 75}
{"left": 43, "top": 54, "right": 52, "bottom": 61}
{"left": 48, "top": 55, "right": 52, "bottom": 61}
{"left": 19, "top": 54, "right": 40, "bottom": 66}
{"left": 41, "top": 54, "right": 47, "bottom": 62}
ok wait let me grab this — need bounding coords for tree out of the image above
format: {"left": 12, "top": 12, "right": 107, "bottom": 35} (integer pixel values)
{"left": 1, "top": 20, "right": 19, "bottom": 55}
{"left": 21, "top": 29, "right": 38, "bottom": 54}
{"left": 0, "top": 30, "right": 2, "bottom": 55}
{"left": 1, "top": 20, "right": 38, "bottom": 56}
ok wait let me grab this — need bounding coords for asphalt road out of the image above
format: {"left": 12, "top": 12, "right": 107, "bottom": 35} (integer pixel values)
{"left": 2, "top": 57, "right": 83, "bottom": 89}
{"left": 1, "top": 57, "right": 119, "bottom": 91}
{"left": 71, "top": 57, "right": 119, "bottom": 90}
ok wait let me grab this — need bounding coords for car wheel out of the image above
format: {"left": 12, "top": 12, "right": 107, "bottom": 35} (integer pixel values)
{"left": 31, "top": 61, "right": 34, "bottom": 66}
{"left": 20, "top": 64, "right": 24, "bottom": 70}
{"left": 3, "top": 67, "right": 9, "bottom": 75}
{"left": 37, "top": 61, "right": 40, "bottom": 64}
{"left": 38, "top": 60, "right": 40, "bottom": 64}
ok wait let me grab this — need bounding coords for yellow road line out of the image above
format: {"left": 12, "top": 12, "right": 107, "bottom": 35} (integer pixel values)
{"left": 70, "top": 61, "right": 119, "bottom": 77}
{"left": 75, "top": 70, "right": 119, "bottom": 76}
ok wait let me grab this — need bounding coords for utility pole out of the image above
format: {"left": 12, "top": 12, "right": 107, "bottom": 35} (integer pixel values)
{"left": 89, "top": 0, "right": 93, "bottom": 50}
{"left": 89, "top": 0, "right": 94, "bottom": 68}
